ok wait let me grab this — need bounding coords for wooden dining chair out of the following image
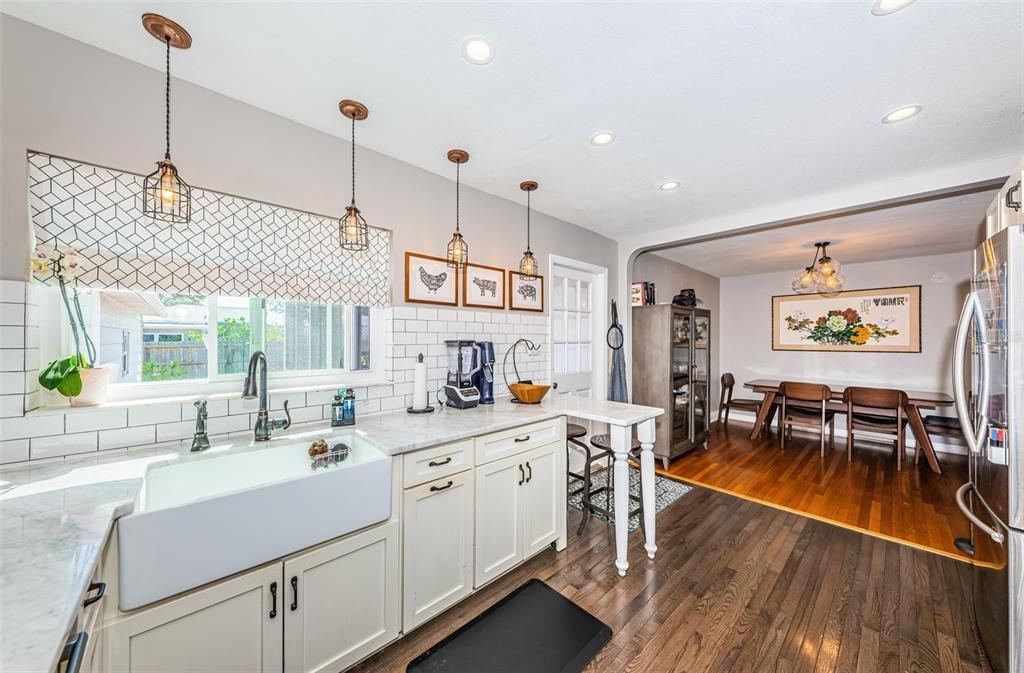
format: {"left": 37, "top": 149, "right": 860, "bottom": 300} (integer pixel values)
{"left": 843, "top": 387, "right": 910, "bottom": 470}
{"left": 718, "top": 373, "right": 774, "bottom": 433}
{"left": 779, "top": 382, "right": 836, "bottom": 457}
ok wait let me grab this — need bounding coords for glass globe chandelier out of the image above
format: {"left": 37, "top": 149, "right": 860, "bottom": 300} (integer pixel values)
{"left": 446, "top": 149, "right": 470, "bottom": 269}
{"left": 791, "top": 241, "right": 845, "bottom": 294}
{"left": 141, "top": 14, "right": 192, "bottom": 224}
{"left": 338, "top": 99, "right": 370, "bottom": 251}
{"left": 518, "top": 181, "right": 539, "bottom": 278}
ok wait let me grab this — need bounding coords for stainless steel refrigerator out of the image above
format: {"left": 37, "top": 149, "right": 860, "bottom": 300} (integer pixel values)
{"left": 952, "top": 224, "right": 1022, "bottom": 673}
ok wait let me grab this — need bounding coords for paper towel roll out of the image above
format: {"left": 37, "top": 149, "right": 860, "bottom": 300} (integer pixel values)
{"left": 412, "top": 354, "right": 428, "bottom": 411}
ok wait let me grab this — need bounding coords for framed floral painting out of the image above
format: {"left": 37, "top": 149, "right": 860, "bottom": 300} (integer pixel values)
{"left": 772, "top": 286, "right": 921, "bottom": 352}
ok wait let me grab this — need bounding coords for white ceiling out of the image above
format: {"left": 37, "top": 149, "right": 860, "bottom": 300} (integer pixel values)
{"left": 652, "top": 188, "right": 996, "bottom": 277}
{"left": 3, "top": 1, "right": 1021, "bottom": 240}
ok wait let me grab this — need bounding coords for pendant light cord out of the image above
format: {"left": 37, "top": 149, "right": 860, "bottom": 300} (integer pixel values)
{"left": 455, "top": 162, "right": 461, "bottom": 233}
{"left": 526, "top": 190, "right": 531, "bottom": 249}
{"left": 164, "top": 36, "right": 171, "bottom": 161}
{"left": 350, "top": 115, "right": 357, "bottom": 205}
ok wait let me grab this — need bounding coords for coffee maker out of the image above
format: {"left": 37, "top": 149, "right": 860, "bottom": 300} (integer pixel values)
{"left": 444, "top": 340, "right": 481, "bottom": 409}
{"left": 472, "top": 341, "right": 495, "bottom": 405}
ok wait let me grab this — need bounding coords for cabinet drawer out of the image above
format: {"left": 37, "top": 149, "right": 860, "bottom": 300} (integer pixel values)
{"left": 474, "top": 418, "right": 563, "bottom": 466}
{"left": 403, "top": 439, "right": 473, "bottom": 488}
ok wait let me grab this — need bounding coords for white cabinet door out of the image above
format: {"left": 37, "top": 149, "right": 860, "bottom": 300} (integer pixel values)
{"left": 402, "top": 471, "right": 474, "bottom": 631}
{"left": 283, "top": 520, "right": 400, "bottom": 673}
{"left": 104, "top": 563, "right": 283, "bottom": 673}
{"left": 522, "top": 442, "right": 561, "bottom": 558}
{"left": 474, "top": 453, "right": 524, "bottom": 587}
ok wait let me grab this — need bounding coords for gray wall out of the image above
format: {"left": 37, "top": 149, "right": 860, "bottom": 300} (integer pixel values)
{"left": 0, "top": 16, "right": 617, "bottom": 309}
{"left": 631, "top": 251, "right": 721, "bottom": 412}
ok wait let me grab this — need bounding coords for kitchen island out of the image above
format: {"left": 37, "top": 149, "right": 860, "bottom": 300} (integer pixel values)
{"left": 0, "top": 395, "right": 661, "bottom": 673}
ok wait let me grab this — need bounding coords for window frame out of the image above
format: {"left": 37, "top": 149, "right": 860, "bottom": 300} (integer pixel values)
{"left": 44, "top": 287, "right": 388, "bottom": 404}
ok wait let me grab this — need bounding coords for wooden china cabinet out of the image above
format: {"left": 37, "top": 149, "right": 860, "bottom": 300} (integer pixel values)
{"left": 631, "top": 305, "right": 711, "bottom": 468}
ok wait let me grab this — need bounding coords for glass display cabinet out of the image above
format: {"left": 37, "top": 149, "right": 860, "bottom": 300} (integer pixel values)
{"left": 632, "top": 304, "right": 711, "bottom": 468}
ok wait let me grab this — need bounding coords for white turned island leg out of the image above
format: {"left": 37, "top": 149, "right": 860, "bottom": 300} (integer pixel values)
{"left": 610, "top": 424, "right": 631, "bottom": 576}
{"left": 638, "top": 418, "right": 657, "bottom": 559}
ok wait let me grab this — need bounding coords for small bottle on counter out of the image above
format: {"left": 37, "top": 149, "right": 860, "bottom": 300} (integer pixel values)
{"left": 330, "top": 389, "right": 346, "bottom": 427}
{"left": 341, "top": 388, "right": 356, "bottom": 426}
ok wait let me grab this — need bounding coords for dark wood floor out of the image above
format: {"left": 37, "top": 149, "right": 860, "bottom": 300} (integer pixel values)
{"left": 663, "top": 421, "right": 973, "bottom": 562}
{"left": 350, "top": 487, "right": 982, "bottom": 673}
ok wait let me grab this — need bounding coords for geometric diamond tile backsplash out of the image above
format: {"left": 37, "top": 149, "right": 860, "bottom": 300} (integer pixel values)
{"left": 28, "top": 152, "right": 392, "bottom": 306}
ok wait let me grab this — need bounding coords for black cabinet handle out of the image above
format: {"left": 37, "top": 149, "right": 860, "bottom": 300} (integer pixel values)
{"left": 514, "top": 435, "right": 531, "bottom": 443}
{"left": 1007, "top": 180, "right": 1021, "bottom": 211}
{"left": 269, "top": 581, "right": 278, "bottom": 619}
{"left": 428, "top": 456, "right": 452, "bottom": 467}
{"left": 60, "top": 632, "right": 88, "bottom": 673}
{"left": 430, "top": 480, "right": 454, "bottom": 492}
{"left": 518, "top": 464, "right": 525, "bottom": 485}
{"left": 526, "top": 461, "right": 532, "bottom": 483}
{"left": 290, "top": 576, "right": 298, "bottom": 611}
{"left": 82, "top": 581, "right": 106, "bottom": 608}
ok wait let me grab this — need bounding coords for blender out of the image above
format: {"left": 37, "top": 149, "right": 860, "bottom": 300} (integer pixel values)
{"left": 444, "top": 340, "right": 481, "bottom": 409}
{"left": 472, "top": 341, "right": 496, "bottom": 405}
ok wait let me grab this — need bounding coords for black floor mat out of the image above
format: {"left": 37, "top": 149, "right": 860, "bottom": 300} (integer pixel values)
{"left": 407, "top": 579, "right": 612, "bottom": 673}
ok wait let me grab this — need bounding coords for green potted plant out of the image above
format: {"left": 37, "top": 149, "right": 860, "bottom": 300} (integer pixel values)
{"left": 32, "top": 248, "right": 111, "bottom": 406}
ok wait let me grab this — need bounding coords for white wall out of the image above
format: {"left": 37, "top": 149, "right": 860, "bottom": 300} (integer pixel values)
{"left": 719, "top": 251, "right": 971, "bottom": 447}
{"left": 0, "top": 16, "right": 617, "bottom": 302}
{"left": 631, "top": 252, "right": 721, "bottom": 410}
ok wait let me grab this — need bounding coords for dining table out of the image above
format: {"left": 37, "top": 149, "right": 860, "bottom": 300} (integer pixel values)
{"left": 743, "top": 378, "right": 955, "bottom": 474}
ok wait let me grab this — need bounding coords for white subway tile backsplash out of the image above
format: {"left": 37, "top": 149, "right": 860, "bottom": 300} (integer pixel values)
{"left": 31, "top": 431, "right": 97, "bottom": 460}
{"left": 229, "top": 397, "right": 259, "bottom": 415}
{"left": 0, "top": 412, "right": 63, "bottom": 440}
{"left": 0, "top": 395, "right": 24, "bottom": 418}
{"left": 393, "top": 306, "right": 418, "bottom": 320}
{"left": 23, "top": 348, "right": 39, "bottom": 370}
{"left": 128, "top": 404, "right": 180, "bottom": 426}
{"left": 0, "top": 349, "right": 24, "bottom": 372}
{"left": 0, "top": 281, "right": 25, "bottom": 304}
{"left": 305, "top": 389, "right": 336, "bottom": 406}
{"left": 270, "top": 392, "right": 305, "bottom": 410}
{"left": 179, "top": 398, "right": 229, "bottom": 419}
{"left": 436, "top": 309, "right": 458, "bottom": 321}
{"left": 23, "top": 326, "right": 39, "bottom": 349}
{"left": 0, "top": 326, "right": 24, "bottom": 349}
{"left": 65, "top": 407, "right": 127, "bottom": 433}
{"left": 156, "top": 420, "right": 196, "bottom": 443}
{"left": 209, "top": 413, "right": 251, "bottom": 436}
{"left": 99, "top": 425, "right": 156, "bottom": 451}
{"left": 0, "top": 438, "right": 29, "bottom": 464}
{"left": 0, "top": 303, "right": 25, "bottom": 326}
{"left": 416, "top": 333, "right": 438, "bottom": 345}
{"left": 25, "top": 283, "right": 42, "bottom": 306}
{"left": 287, "top": 405, "right": 323, "bottom": 425}
{"left": 406, "top": 320, "right": 426, "bottom": 333}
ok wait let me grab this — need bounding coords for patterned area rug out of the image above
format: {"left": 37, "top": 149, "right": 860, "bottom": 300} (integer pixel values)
{"left": 568, "top": 467, "right": 692, "bottom": 533}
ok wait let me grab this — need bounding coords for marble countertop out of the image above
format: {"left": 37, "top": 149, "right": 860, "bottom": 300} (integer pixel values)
{"left": 0, "top": 396, "right": 661, "bottom": 673}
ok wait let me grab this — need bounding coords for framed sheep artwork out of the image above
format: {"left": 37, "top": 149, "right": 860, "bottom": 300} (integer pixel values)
{"left": 462, "top": 263, "right": 506, "bottom": 310}
{"left": 405, "top": 252, "right": 458, "bottom": 306}
{"left": 509, "top": 271, "right": 544, "bottom": 312}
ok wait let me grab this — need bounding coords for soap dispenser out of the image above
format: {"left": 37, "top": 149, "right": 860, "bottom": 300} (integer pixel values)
{"left": 331, "top": 389, "right": 346, "bottom": 427}
{"left": 341, "top": 388, "right": 356, "bottom": 426}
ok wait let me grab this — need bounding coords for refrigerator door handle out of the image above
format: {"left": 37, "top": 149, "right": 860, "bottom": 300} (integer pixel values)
{"left": 952, "top": 291, "right": 990, "bottom": 455}
{"left": 955, "top": 482, "right": 1005, "bottom": 543}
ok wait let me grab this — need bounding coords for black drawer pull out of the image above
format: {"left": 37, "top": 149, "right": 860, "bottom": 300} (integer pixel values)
{"left": 428, "top": 456, "right": 452, "bottom": 467}
{"left": 290, "top": 576, "right": 298, "bottom": 611}
{"left": 83, "top": 581, "right": 106, "bottom": 608}
{"left": 526, "top": 461, "right": 533, "bottom": 483}
{"left": 514, "top": 435, "right": 531, "bottom": 443}
{"left": 518, "top": 464, "right": 525, "bottom": 485}
{"left": 269, "top": 581, "right": 278, "bottom": 619}
{"left": 60, "top": 632, "right": 88, "bottom": 673}
{"left": 430, "top": 480, "right": 454, "bottom": 492}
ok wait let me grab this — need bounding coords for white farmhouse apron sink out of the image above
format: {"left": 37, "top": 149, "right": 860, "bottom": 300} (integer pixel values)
{"left": 117, "top": 432, "right": 392, "bottom": 610}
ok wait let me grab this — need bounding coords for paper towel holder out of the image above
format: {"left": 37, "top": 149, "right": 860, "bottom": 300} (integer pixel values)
{"left": 408, "top": 353, "right": 436, "bottom": 414}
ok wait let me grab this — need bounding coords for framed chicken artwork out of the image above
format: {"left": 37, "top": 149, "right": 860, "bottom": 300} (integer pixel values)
{"left": 405, "top": 252, "right": 458, "bottom": 306}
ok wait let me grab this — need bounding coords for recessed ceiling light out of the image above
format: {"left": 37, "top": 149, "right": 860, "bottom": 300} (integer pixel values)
{"left": 659, "top": 181, "right": 680, "bottom": 191}
{"left": 881, "top": 105, "right": 923, "bottom": 124}
{"left": 462, "top": 37, "right": 494, "bottom": 65}
{"left": 871, "top": 0, "right": 917, "bottom": 15}
{"left": 590, "top": 131, "right": 615, "bottom": 146}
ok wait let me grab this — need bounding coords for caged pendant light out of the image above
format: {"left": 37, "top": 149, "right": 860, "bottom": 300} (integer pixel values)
{"left": 518, "top": 181, "right": 539, "bottom": 278}
{"left": 141, "top": 13, "right": 192, "bottom": 224}
{"left": 446, "top": 149, "right": 470, "bottom": 269}
{"left": 338, "top": 99, "right": 370, "bottom": 251}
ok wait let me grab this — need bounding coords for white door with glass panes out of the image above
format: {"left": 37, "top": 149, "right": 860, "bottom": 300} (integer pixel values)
{"left": 549, "top": 257, "right": 607, "bottom": 467}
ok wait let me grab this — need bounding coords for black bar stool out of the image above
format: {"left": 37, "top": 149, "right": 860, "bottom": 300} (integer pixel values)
{"left": 575, "top": 433, "right": 645, "bottom": 536}
{"left": 566, "top": 423, "right": 590, "bottom": 499}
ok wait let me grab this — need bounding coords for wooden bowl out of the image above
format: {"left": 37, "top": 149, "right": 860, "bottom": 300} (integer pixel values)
{"left": 509, "top": 383, "right": 550, "bottom": 404}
